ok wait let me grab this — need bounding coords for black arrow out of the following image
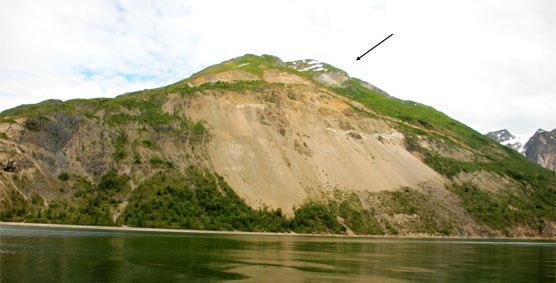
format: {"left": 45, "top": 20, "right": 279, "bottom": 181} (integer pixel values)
{"left": 356, "top": 33, "right": 393, "bottom": 61}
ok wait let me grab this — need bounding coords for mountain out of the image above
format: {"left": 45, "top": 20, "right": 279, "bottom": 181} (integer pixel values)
{"left": 486, "top": 129, "right": 522, "bottom": 151}
{"left": 486, "top": 128, "right": 555, "bottom": 171}
{"left": 485, "top": 129, "right": 515, "bottom": 143}
{"left": 523, "top": 129, "right": 556, "bottom": 171}
{"left": 1, "top": 54, "right": 554, "bottom": 238}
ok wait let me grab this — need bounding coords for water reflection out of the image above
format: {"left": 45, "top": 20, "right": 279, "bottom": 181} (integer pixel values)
{"left": 1, "top": 226, "right": 554, "bottom": 282}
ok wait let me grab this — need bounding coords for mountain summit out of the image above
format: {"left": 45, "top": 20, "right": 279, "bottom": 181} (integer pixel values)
{"left": 486, "top": 129, "right": 518, "bottom": 146}
{"left": 1, "top": 54, "right": 554, "bottom": 237}
{"left": 486, "top": 128, "right": 555, "bottom": 171}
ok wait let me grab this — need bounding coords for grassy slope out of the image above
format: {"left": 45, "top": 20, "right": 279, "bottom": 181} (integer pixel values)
{"left": 327, "top": 76, "right": 555, "bottom": 234}
{"left": 175, "top": 54, "right": 284, "bottom": 82}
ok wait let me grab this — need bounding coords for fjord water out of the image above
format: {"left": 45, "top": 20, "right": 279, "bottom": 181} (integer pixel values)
{"left": 1, "top": 225, "right": 554, "bottom": 282}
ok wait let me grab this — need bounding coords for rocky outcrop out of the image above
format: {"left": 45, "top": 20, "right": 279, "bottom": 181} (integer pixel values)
{"left": 523, "top": 129, "right": 556, "bottom": 171}
{"left": 20, "top": 112, "right": 81, "bottom": 152}
{"left": 286, "top": 59, "right": 349, "bottom": 87}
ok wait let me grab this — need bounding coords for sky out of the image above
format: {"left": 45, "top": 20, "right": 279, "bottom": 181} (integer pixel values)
{"left": 1, "top": 0, "right": 554, "bottom": 135}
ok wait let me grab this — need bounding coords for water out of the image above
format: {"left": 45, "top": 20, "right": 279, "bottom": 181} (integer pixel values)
{"left": 1, "top": 225, "right": 554, "bottom": 282}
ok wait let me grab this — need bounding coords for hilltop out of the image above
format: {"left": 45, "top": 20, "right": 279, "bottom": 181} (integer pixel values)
{"left": 1, "top": 54, "right": 554, "bottom": 238}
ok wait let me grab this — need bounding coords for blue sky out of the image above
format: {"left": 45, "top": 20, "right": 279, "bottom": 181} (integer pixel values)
{"left": 0, "top": 0, "right": 554, "bottom": 135}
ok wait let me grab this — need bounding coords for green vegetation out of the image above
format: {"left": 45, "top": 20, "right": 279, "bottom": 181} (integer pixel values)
{"left": 378, "top": 188, "right": 455, "bottom": 235}
{"left": 122, "top": 168, "right": 389, "bottom": 234}
{"left": 140, "top": 139, "right": 156, "bottom": 148}
{"left": 0, "top": 191, "right": 31, "bottom": 222}
{"left": 0, "top": 99, "right": 73, "bottom": 118}
{"left": 336, "top": 193, "right": 383, "bottom": 234}
{"left": 112, "top": 131, "right": 128, "bottom": 161}
{"left": 424, "top": 155, "right": 481, "bottom": 178}
{"left": 58, "top": 172, "right": 70, "bottom": 181}
{"left": 104, "top": 93, "right": 175, "bottom": 127}
{"left": 290, "top": 192, "right": 384, "bottom": 235}
{"left": 0, "top": 118, "right": 16, "bottom": 123}
{"left": 0, "top": 83, "right": 210, "bottom": 146}
{"left": 97, "top": 169, "right": 129, "bottom": 192}
{"left": 149, "top": 157, "right": 173, "bottom": 169}
{"left": 0, "top": 172, "right": 129, "bottom": 225}
{"left": 331, "top": 76, "right": 555, "bottom": 233}
{"left": 449, "top": 184, "right": 550, "bottom": 235}
{"left": 6, "top": 157, "right": 401, "bottom": 235}
{"left": 169, "top": 80, "right": 273, "bottom": 96}
{"left": 123, "top": 167, "right": 289, "bottom": 232}
{"left": 418, "top": 140, "right": 555, "bottom": 232}
{"left": 1, "top": 167, "right": 387, "bottom": 234}
{"left": 423, "top": 149, "right": 554, "bottom": 208}
{"left": 291, "top": 202, "right": 344, "bottom": 233}
{"left": 181, "top": 54, "right": 283, "bottom": 79}
{"left": 332, "top": 78, "right": 495, "bottom": 151}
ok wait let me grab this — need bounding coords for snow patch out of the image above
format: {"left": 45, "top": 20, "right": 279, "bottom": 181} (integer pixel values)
{"left": 515, "top": 131, "right": 535, "bottom": 152}
{"left": 235, "top": 63, "right": 250, "bottom": 68}
{"left": 499, "top": 131, "right": 534, "bottom": 153}
{"left": 300, "top": 63, "right": 324, "bottom": 72}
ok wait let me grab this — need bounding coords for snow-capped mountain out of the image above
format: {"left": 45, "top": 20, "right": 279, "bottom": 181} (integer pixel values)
{"left": 485, "top": 129, "right": 534, "bottom": 153}
{"left": 486, "top": 128, "right": 555, "bottom": 170}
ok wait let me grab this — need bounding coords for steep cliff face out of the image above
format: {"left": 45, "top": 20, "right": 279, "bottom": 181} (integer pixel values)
{"left": 523, "top": 129, "right": 556, "bottom": 171}
{"left": 1, "top": 54, "right": 554, "bottom": 237}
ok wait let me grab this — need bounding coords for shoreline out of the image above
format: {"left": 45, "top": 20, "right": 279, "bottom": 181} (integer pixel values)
{"left": 1, "top": 222, "right": 554, "bottom": 241}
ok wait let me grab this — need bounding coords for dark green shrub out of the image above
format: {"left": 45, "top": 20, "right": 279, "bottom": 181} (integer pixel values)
{"left": 58, "top": 172, "right": 70, "bottom": 181}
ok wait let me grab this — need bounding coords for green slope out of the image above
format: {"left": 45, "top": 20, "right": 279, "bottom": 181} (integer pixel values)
{"left": 323, "top": 75, "right": 555, "bottom": 234}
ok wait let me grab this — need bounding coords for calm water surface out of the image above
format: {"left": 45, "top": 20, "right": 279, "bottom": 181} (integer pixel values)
{"left": 1, "top": 225, "right": 554, "bottom": 282}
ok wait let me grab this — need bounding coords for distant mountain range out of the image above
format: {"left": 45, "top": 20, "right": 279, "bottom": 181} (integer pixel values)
{"left": 486, "top": 129, "right": 555, "bottom": 171}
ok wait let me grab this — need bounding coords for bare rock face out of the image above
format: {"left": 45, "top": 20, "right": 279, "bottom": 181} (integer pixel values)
{"left": 286, "top": 59, "right": 349, "bottom": 87}
{"left": 312, "top": 71, "right": 349, "bottom": 87}
{"left": 523, "top": 129, "right": 556, "bottom": 171}
{"left": 20, "top": 112, "right": 81, "bottom": 153}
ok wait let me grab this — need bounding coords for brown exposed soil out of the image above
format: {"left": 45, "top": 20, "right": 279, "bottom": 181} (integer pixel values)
{"left": 186, "top": 81, "right": 443, "bottom": 216}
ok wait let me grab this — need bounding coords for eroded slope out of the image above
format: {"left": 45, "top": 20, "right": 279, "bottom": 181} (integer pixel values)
{"left": 178, "top": 78, "right": 443, "bottom": 215}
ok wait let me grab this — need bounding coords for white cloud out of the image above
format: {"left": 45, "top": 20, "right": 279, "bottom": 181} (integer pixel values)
{"left": 0, "top": 0, "right": 554, "bottom": 135}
